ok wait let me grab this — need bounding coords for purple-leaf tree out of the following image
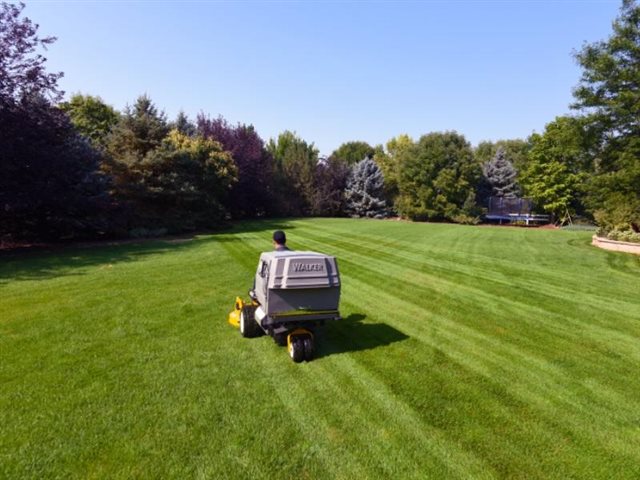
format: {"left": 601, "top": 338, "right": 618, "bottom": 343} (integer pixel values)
{"left": 0, "top": 2, "right": 63, "bottom": 103}
{"left": 0, "top": 2, "right": 113, "bottom": 242}
{"left": 197, "top": 114, "right": 273, "bottom": 218}
{"left": 312, "top": 157, "right": 350, "bottom": 216}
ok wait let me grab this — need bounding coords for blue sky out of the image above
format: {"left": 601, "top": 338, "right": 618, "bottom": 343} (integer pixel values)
{"left": 26, "top": 0, "right": 620, "bottom": 155}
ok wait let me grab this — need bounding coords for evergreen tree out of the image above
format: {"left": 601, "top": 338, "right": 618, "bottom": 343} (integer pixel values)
{"left": 104, "top": 95, "right": 170, "bottom": 222}
{"left": 482, "top": 147, "right": 518, "bottom": 198}
{"left": 171, "top": 110, "right": 196, "bottom": 137}
{"left": 107, "top": 95, "right": 169, "bottom": 162}
{"left": 344, "top": 158, "right": 387, "bottom": 218}
{"left": 267, "top": 131, "right": 318, "bottom": 216}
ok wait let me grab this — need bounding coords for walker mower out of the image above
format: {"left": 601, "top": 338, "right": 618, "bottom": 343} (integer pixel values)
{"left": 228, "top": 251, "right": 341, "bottom": 362}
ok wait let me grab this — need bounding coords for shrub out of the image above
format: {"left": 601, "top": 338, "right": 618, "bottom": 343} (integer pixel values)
{"left": 605, "top": 228, "right": 640, "bottom": 244}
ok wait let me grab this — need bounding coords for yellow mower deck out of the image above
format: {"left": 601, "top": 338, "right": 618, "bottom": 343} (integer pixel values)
{"left": 227, "top": 296, "right": 244, "bottom": 328}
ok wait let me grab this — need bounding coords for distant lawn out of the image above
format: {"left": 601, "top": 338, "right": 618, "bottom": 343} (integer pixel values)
{"left": 1, "top": 218, "right": 639, "bottom": 479}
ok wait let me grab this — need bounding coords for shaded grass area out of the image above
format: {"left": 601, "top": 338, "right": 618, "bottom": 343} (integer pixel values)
{"left": 1, "top": 218, "right": 639, "bottom": 479}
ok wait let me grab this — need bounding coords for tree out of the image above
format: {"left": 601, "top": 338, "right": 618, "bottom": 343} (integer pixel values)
{"left": 59, "top": 94, "right": 120, "bottom": 148}
{"left": 129, "top": 130, "right": 237, "bottom": 230}
{"left": 331, "top": 141, "right": 376, "bottom": 165}
{"left": 373, "top": 134, "right": 413, "bottom": 206}
{"left": 572, "top": 0, "right": 640, "bottom": 231}
{"left": 267, "top": 131, "right": 318, "bottom": 216}
{"left": 474, "top": 140, "right": 530, "bottom": 211}
{"left": 107, "top": 94, "right": 169, "bottom": 162}
{"left": 519, "top": 116, "right": 592, "bottom": 220}
{"left": 396, "top": 131, "right": 480, "bottom": 222}
{"left": 0, "top": 3, "right": 112, "bottom": 242}
{"left": 104, "top": 95, "right": 170, "bottom": 218}
{"left": 482, "top": 147, "right": 519, "bottom": 198}
{"left": 0, "top": 2, "right": 62, "bottom": 103}
{"left": 311, "top": 157, "right": 350, "bottom": 217}
{"left": 474, "top": 139, "right": 530, "bottom": 174}
{"left": 197, "top": 115, "right": 273, "bottom": 218}
{"left": 171, "top": 110, "right": 196, "bottom": 137}
{"left": 344, "top": 158, "right": 387, "bottom": 218}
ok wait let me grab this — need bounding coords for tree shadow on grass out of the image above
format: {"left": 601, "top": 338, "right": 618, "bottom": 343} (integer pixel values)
{"left": 0, "top": 219, "right": 300, "bottom": 285}
{"left": 315, "top": 313, "right": 409, "bottom": 358}
{"left": 0, "top": 239, "right": 203, "bottom": 285}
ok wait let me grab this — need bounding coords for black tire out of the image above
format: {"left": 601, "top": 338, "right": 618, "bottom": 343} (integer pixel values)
{"left": 302, "top": 337, "right": 314, "bottom": 362}
{"left": 289, "top": 337, "right": 304, "bottom": 363}
{"left": 239, "top": 305, "right": 260, "bottom": 338}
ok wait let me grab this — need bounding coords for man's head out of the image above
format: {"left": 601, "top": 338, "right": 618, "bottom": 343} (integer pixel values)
{"left": 272, "top": 230, "right": 286, "bottom": 248}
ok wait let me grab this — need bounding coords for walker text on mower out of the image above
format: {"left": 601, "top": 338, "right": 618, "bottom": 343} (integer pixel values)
{"left": 228, "top": 251, "right": 341, "bottom": 362}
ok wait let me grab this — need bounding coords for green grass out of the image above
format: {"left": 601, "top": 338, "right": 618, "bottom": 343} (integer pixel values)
{"left": 1, "top": 218, "right": 639, "bottom": 479}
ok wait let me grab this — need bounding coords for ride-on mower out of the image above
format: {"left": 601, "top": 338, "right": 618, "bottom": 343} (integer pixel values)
{"left": 228, "top": 251, "right": 341, "bottom": 362}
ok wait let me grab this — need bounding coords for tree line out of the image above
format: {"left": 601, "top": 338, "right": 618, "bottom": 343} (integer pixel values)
{"left": 1, "top": 1, "right": 639, "bottom": 244}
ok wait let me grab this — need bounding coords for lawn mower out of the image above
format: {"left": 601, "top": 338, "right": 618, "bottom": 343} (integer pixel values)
{"left": 228, "top": 251, "right": 341, "bottom": 362}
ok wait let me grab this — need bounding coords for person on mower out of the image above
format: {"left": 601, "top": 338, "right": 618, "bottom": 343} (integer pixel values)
{"left": 250, "top": 230, "right": 290, "bottom": 300}
{"left": 272, "top": 230, "right": 290, "bottom": 251}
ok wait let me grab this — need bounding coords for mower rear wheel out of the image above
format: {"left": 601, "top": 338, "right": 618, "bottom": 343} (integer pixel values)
{"left": 240, "top": 306, "right": 260, "bottom": 338}
{"left": 302, "top": 337, "right": 314, "bottom": 361}
{"left": 289, "top": 337, "right": 304, "bottom": 363}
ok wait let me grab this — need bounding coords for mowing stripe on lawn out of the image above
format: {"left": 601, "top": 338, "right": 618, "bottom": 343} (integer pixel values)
{"left": 2, "top": 218, "right": 639, "bottom": 479}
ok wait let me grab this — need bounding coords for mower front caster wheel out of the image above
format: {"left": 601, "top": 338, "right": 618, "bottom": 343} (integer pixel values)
{"left": 288, "top": 335, "right": 314, "bottom": 363}
{"left": 288, "top": 337, "right": 305, "bottom": 363}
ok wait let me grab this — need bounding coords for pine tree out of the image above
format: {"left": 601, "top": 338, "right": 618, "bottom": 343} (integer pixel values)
{"left": 172, "top": 111, "right": 196, "bottom": 137}
{"left": 344, "top": 157, "right": 387, "bottom": 218}
{"left": 482, "top": 147, "right": 518, "bottom": 198}
{"left": 107, "top": 95, "right": 169, "bottom": 162}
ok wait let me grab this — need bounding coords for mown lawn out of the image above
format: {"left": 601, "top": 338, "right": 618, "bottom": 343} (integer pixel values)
{"left": 1, "top": 218, "right": 639, "bottom": 479}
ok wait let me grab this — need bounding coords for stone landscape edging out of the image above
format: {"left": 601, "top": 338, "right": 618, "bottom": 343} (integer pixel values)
{"left": 592, "top": 235, "right": 640, "bottom": 255}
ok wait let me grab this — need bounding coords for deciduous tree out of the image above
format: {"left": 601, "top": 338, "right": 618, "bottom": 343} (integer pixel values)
{"left": 0, "top": 2, "right": 62, "bottom": 103}
{"left": 331, "top": 141, "right": 376, "bottom": 165}
{"left": 59, "top": 94, "right": 120, "bottom": 149}
{"left": 520, "top": 117, "right": 592, "bottom": 220}
{"left": 311, "top": 157, "right": 350, "bottom": 216}
{"left": 573, "top": 0, "right": 640, "bottom": 231}
{"left": 0, "top": 3, "right": 112, "bottom": 242}
{"left": 373, "top": 134, "right": 413, "bottom": 206}
{"left": 396, "top": 131, "right": 480, "bottom": 222}
{"left": 129, "top": 130, "right": 237, "bottom": 230}
{"left": 198, "top": 115, "right": 273, "bottom": 217}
